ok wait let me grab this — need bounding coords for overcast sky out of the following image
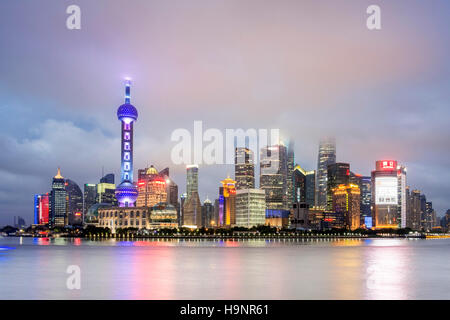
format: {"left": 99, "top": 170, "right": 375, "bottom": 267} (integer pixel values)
{"left": 1, "top": 0, "right": 449, "bottom": 225}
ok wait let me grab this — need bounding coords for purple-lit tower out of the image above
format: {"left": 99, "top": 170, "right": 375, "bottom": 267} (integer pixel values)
{"left": 115, "top": 80, "right": 139, "bottom": 207}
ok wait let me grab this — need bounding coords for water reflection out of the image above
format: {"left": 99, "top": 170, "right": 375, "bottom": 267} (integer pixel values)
{"left": 0, "top": 237, "right": 448, "bottom": 299}
{"left": 363, "top": 239, "right": 412, "bottom": 299}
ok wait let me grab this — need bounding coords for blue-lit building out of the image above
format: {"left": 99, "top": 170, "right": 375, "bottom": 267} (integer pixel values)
{"left": 360, "top": 176, "right": 372, "bottom": 226}
{"left": 115, "top": 80, "right": 139, "bottom": 207}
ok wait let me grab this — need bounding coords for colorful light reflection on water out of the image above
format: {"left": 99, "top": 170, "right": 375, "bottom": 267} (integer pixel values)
{"left": 0, "top": 237, "right": 448, "bottom": 299}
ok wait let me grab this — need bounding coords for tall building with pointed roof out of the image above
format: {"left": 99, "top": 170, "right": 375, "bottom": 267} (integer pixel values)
{"left": 49, "top": 167, "right": 66, "bottom": 227}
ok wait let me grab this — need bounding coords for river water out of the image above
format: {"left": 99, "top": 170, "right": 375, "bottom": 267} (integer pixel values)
{"left": 0, "top": 237, "right": 448, "bottom": 299}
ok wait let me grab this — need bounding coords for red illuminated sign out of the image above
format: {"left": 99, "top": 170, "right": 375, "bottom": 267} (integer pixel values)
{"left": 382, "top": 160, "right": 395, "bottom": 169}
{"left": 377, "top": 160, "right": 397, "bottom": 171}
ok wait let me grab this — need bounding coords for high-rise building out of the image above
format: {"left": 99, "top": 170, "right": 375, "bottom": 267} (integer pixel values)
{"left": 159, "top": 167, "right": 179, "bottom": 208}
{"left": 444, "top": 210, "right": 450, "bottom": 232}
{"left": 260, "top": 144, "right": 288, "bottom": 210}
{"left": 15, "top": 216, "right": 26, "bottom": 229}
{"left": 49, "top": 168, "right": 66, "bottom": 228}
{"left": 220, "top": 177, "right": 237, "bottom": 227}
{"left": 423, "top": 201, "right": 436, "bottom": 231}
{"left": 407, "top": 189, "right": 422, "bottom": 230}
{"left": 213, "top": 198, "right": 220, "bottom": 227}
{"left": 183, "top": 192, "right": 202, "bottom": 227}
{"left": 136, "top": 166, "right": 168, "bottom": 207}
{"left": 293, "top": 165, "right": 316, "bottom": 208}
{"left": 34, "top": 193, "right": 49, "bottom": 225}
{"left": 234, "top": 147, "right": 255, "bottom": 190}
{"left": 65, "top": 179, "right": 83, "bottom": 225}
{"left": 286, "top": 141, "right": 295, "bottom": 209}
{"left": 397, "top": 166, "right": 407, "bottom": 228}
{"left": 315, "top": 137, "right": 336, "bottom": 209}
{"left": 83, "top": 183, "right": 97, "bottom": 218}
{"left": 360, "top": 176, "right": 372, "bottom": 225}
{"left": 202, "top": 198, "right": 214, "bottom": 228}
{"left": 180, "top": 193, "right": 187, "bottom": 226}
{"left": 371, "top": 160, "right": 400, "bottom": 229}
{"left": 100, "top": 173, "right": 114, "bottom": 184}
{"left": 305, "top": 170, "right": 316, "bottom": 208}
{"left": 332, "top": 184, "right": 361, "bottom": 230}
{"left": 96, "top": 180, "right": 116, "bottom": 205}
{"left": 115, "top": 80, "right": 139, "bottom": 207}
{"left": 186, "top": 165, "right": 199, "bottom": 197}
{"left": 235, "top": 189, "right": 266, "bottom": 228}
{"left": 420, "top": 194, "right": 427, "bottom": 230}
{"left": 326, "top": 163, "right": 350, "bottom": 210}
{"left": 183, "top": 165, "right": 202, "bottom": 227}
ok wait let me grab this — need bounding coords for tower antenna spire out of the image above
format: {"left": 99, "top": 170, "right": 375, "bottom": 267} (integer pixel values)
{"left": 125, "top": 79, "right": 131, "bottom": 104}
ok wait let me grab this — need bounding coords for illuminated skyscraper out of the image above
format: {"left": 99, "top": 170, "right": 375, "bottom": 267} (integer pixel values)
{"left": 326, "top": 163, "right": 350, "bottom": 210}
{"left": 83, "top": 183, "right": 97, "bottom": 218}
{"left": 332, "top": 184, "right": 361, "bottom": 230}
{"left": 183, "top": 165, "right": 202, "bottom": 227}
{"left": 34, "top": 193, "right": 49, "bottom": 225}
{"left": 115, "top": 80, "right": 139, "bottom": 207}
{"left": 293, "top": 165, "right": 315, "bottom": 208}
{"left": 96, "top": 181, "right": 116, "bottom": 205}
{"left": 186, "top": 165, "right": 199, "bottom": 197}
{"left": 397, "top": 165, "right": 407, "bottom": 228}
{"left": 136, "top": 166, "right": 168, "bottom": 207}
{"left": 360, "top": 176, "right": 372, "bottom": 224}
{"left": 235, "top": 189, "right": 266, "bottom": 228}
{"left": 371, "top": 160, "right": 402, "bottom": 229}
{"left": 220, "top": 177, "right": 237, "bottom": 227}
{"left": 407, "top": 189, "right": 422, "bottom": 230}
{"left": 202, "top": 198, "right": 214, "bottom": 227}
{"left": 234, "top": 147, "right": 255, "bottom": 190}
{"left": 260, "top": 144, "right": 288, "bottom": 210}
{"left": 286, "top": 141, "right": 295, "bottom": 209}
{"left": 180, "top": 193, "right": 187, "bottom": 226}
{"left": 315, "top": 137, "right": 336, "bottom": 209}
{"left": 65, "top": 179, "right": 83, "bottom": 225}
{"left": 423, "top": 201, "right": 436, "bottom": 232}
{"left": 49, "top": 168, "right": 66, "bottom": 227}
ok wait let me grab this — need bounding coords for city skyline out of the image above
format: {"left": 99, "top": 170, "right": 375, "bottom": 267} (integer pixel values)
{"left": 1, "top": 1, "right": 450, "bottom": 225}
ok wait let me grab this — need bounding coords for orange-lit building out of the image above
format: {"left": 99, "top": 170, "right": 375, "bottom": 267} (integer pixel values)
{"left": 332, "top": 184, "right": 361, "bottom": 230}
{"left": 136, "top": 166, "right": 167, "bottom": 207}
{"left": 219, "top": 177, "right": 236, "bottom": 227}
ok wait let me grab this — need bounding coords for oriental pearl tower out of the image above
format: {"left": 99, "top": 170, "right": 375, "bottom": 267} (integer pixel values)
{"left": 115, "top": 79, "right": 139, "bottom": 207}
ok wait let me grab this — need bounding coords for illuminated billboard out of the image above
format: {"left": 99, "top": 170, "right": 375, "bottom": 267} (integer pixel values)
{"left": 375, "top": 176, "right": 398, "bottom": 205}
{"left": 376, "top": 160, "right": 398, "bottom": 171}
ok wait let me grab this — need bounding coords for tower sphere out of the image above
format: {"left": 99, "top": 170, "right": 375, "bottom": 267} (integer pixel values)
{"left": 115, "top": 181, "right": 139, "bottom": 205}
{"left": 117, "top": 103, "right": 138, "bottom": 122}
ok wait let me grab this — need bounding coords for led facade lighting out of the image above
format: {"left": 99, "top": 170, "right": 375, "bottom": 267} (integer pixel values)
{"left": 115, "top": 80, "right": 139, "bottom": 207}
